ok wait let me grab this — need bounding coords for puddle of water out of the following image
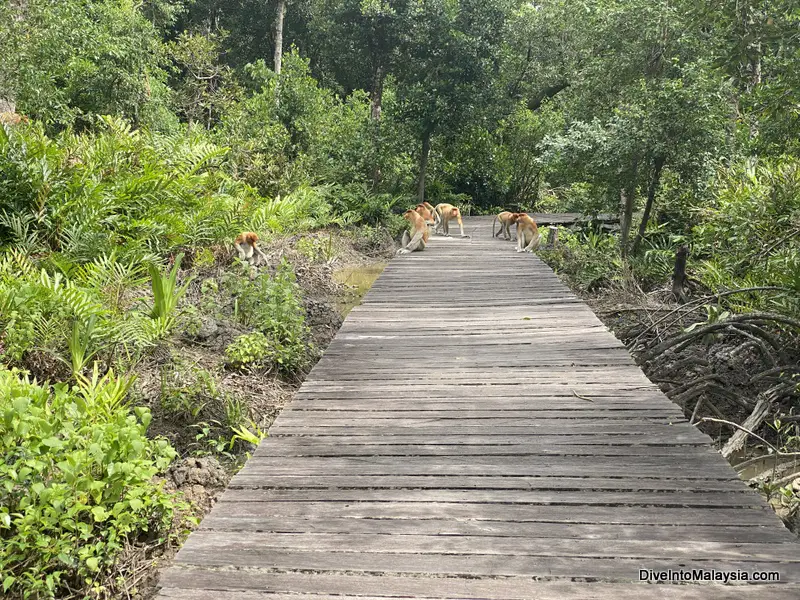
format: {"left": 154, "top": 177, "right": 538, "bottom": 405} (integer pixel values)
{"left": 730, "top": 449, "right": 796, "bottom": 480}
{"left": 333, "top": 262, "right": 387, "bottom": 317}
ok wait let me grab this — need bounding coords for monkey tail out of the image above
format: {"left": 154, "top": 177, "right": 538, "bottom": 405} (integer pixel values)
{"left": 492, "top": 215, "right": 498, "bottom": 237}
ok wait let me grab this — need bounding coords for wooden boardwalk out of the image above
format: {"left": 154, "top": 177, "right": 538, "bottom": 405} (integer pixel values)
{"left": 157, "top": 216, "right": 800, "bottom": 599}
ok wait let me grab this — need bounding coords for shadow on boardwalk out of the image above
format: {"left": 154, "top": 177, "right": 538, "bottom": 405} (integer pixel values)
{"left": 157, "top": 216, "right": 800, "bottom": 599}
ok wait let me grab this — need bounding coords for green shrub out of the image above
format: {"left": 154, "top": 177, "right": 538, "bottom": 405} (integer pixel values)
{"left": 148, "top": 254, "right": 192, "bottom": 336}
{"left": 178, "top": 305, "right": 205, "bottom": 339}
{"left": 0, "top": 367, "right": 180, "bottom": 599}
{"left": 160, "top": 362, "right": 219, "bottom": 420}
{"left": 225, "top": 332, "right": 272, "bottom": 370}
{"left": 538, "top": 228, "right": 622, "bottom": 291}
{"left": 223, "top": 259, "right": 313, "bottom": 374}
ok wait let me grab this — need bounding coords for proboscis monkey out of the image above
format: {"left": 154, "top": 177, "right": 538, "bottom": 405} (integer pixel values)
{"left": 492, "top": 211, "right": 519, "bottom": 240}
{"left": 415, "top": 203, "right": 435, "bottom": 226}
{"left": 433, "top": 203, "right": 467, "bottom": 237}
{"left": 0, "top": 112, "right": 28, "bottom": 126}
{"left": 422, "top": 201, "right": 435, "bottom": 217}
{"left": 397, "top": 209, "right": 429, "bottom": 254}
{"left": 514, "top": 213, "right": 541, "bottom": 253}
{"left": 234, "top": 232, "right": 268, "bottom": 266}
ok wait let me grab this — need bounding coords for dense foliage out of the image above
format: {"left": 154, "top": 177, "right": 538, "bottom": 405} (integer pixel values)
{"left": 2, "top": 0, "right": 800, "bottom": 595}
{"left": 0, "top": 368, "right": 179, "bottom": 598}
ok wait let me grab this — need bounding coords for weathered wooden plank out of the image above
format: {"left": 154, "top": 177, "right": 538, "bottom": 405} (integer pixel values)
{"left": 264, "top": 432, "right": 710, "bottom": 444}
{"left": 253, "top": 443, "right": 713, "bottom": 457}
{"left": 166, "top": 547, "right": 800, "bottom": 581}
{"left": 268, "top": 426, "right": 705, "bottom": 439}
{"left": 177, "top": 531, "right": 800, "bottom": 561}
{"left": 227, "top": 474, "right": 746, "bottom": 492}
{"left": 159, "top": 585, "right": 800, "bottom": 600}
{"left": 197, "top": 515, "right": 795, "bottom": 543}
{"left": 210, "top": 501, "right": 779, "bottom": 527}
{"left": 241, "top": 454, "right": 736, "bottom": 473}
{"left": 220, "top": 488, "right": 765, "bottom": 508}
{"left": 158, "top": 570, "right": 800, "bottom": 599}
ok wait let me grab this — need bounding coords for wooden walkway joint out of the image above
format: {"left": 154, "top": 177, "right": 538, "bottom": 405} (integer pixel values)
{"left": 158, "top": 216, "right": 800, "bottom": 599}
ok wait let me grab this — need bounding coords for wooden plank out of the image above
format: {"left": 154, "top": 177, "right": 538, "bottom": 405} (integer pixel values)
{"left": 264, "top": 432, "right": 711, "bottom": 444}
{"left": 166, "top": 547, "right": 800, "bottom": 581}
{"left": 159, "top": 570, "right": 800, "bottom": 599}
{"left": 227, "top": 475, "right": 748, "bottom": 492}
{"left": 197, "top": 515, "right": 796, "bottom": 543}
{"left": 255, "top": 438, "right": 713, "bottom": 458}
{"left": 210, "top": 501, "right": 780, "bottom": 527}
{"left": 220, "top": 488, "right": 766, "bottom": 508}
{"left": 177, "top": 531, "right": 800, "bottom": 561}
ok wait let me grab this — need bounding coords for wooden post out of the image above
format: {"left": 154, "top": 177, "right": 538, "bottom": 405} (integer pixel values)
{"left": 672, "top": 245, "right": 688, "bottom": 303}
{"left": 546, "top": 226, "right": 559, "bottom": 248}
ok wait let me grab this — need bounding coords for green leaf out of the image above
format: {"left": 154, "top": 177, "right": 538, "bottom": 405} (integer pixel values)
{"left": 42, "top": 437, "right": 64, "bottom": 449}
{"left": 85, "top": 557, "right": 99, "bottom": 571}
{"left": 3, "top": 576, "right": 15, "bottom": 592}
{"left": 91, "top": 506, "right": 109, "bottom": 522}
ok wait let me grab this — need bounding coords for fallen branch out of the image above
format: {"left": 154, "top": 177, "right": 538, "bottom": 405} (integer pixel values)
{"left": 700, "top": 416, "right": 800, "bottom": 458}
{"left": 699, "top": 390, "right": 800, "bottom": 459}
{"left": 689, "top": 396, "right": 704, "bottom": 425}
{"left": 773, "top": 471, "right": 800, "bottom": 488}
{"left": 726, "top": 325, "right": 778, "bottom": 367}
{"left": 752, "top": 365, "right": 800, "bottom": 382}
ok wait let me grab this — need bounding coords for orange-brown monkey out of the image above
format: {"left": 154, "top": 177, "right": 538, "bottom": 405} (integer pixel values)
{"left": 0, "top": 112, "right": 28, "bottom": 126}
{"left": 433, "top": 203, "right": 467, "bottom": 237}
{"left": 397, "top": 209, "right": 429, "bottom": 254}
{"left": 234, "top": 232, "right": 268, "bottom": 266}
{"left": 514, "top": 213, "right": 541, "bottom": 252}
{"left": 492, "top": 211, "right": 519, "bottom": 240}
{"left": 415, "top": 203, "right": 435, "bottom": 226}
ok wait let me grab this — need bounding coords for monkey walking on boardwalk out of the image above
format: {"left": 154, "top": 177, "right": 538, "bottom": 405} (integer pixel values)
{"left": 492, "top": 211, "right": 519, "bottom": 240}
{"left": 433, "top": 203, "right": 469, "bottom": 238}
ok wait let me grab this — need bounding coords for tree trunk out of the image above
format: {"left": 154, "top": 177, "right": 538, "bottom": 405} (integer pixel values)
{"left": 274, "top": 0, "right": 286, "bottom": 75}
{"left": 619, "top": 158, "right": 638, "bottom": 257}
{"left": 672, "top": 245, "right": 688, "bottom": 303}
{"left": 370, "top": 64, "right": 385, "bottom": 187}
{"left": 631, "top": 155, "right": 665, "bottom": 254}
{"left": 417, "top": 126, "right": 432, "bottom": 203}
{"left": 370, "top": 64, "right": 384, "bottom": 122}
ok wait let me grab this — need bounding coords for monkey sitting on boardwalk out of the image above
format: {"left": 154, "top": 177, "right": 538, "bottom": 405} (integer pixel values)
{"left": 514, "top": 213, "right": 541, "bottom": 253}
{"left": 397, "top": 209, "right": 429, "bottom": 254}
{"left": 415, "top": 203, "right": 435, "bottom": 226}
